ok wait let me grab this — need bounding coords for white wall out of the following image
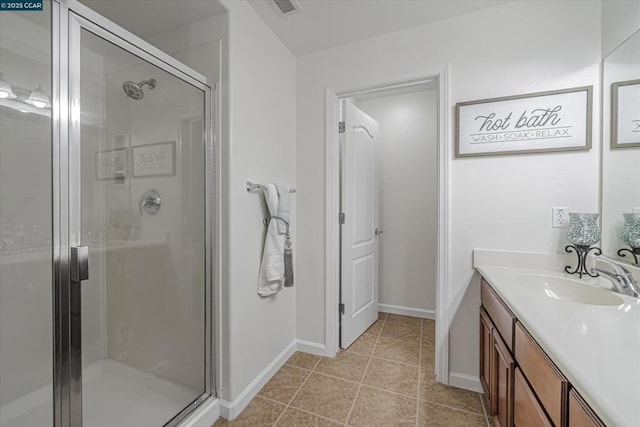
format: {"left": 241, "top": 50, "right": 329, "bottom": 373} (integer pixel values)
{"left": 220, "top": 0, "right": 297, "bottom": 402}
{"left": 154, "top": 0, "right": 298, "bottom": 405}
{"left": 357, "top": 89, "right": 438, "bottom": 314}
{"left": 296, "top": 0, "right": 601, "bottom": 382}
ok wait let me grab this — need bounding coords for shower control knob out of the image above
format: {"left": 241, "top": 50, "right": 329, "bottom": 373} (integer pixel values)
{"left": 139, "top": 189, "right": 162, "bottom": 215}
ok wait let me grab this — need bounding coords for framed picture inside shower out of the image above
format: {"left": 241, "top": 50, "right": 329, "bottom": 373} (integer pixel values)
{"left": 132, "top": 141, "right": 176, "bottom": 177}
{"left": 95, "top": 148, "right": 127, "bottom": 180}
{"left": 611, "top": 79, "right": 640, "bottom": 148}
{"left": 455, "top": 86, "right": 593, "bottom": 157}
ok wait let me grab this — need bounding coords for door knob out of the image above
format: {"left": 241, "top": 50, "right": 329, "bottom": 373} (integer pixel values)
{"left": 375, "top": 228, "right": 383, "bottom": 236}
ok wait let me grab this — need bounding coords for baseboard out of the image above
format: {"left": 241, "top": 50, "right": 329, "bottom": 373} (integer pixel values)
{"left": 180, "top": 397, "right": 220, "bottom": 427}
{"left": 296, "top": 339, "right": 327, "bottom": 356}
{"left": 378, "top": 304, "right": 435, "bottom": 320}
{"left": 219, "top": 340, "right": 297, "bottom": 420}
{"left": 448, "top": 372, "right": 483, "bottom": 393}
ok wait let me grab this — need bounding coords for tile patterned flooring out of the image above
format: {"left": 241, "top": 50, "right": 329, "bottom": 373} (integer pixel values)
{"left": 214, "top": 313, "right": 490, "bottom": 426}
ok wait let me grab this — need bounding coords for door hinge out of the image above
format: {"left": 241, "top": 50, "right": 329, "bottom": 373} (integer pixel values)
{"left": 338, "top": 121, "right": 345, "bottom": 134}
{"left": 339, "top": 303, "right": 345, "bottom": 315}
{"left": 339, "top": 212, "right": 345, "bottom": 224}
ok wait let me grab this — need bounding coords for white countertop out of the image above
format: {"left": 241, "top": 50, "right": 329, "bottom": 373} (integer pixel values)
{"left": 477, "top": 265, "right": 640, "bottom": 427}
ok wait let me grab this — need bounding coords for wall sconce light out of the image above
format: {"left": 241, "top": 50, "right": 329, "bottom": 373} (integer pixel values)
{"left": 564, "top": 212, "right": 602, "bottom": 278}
{"left": 24, "top": 85, "right": 51, "bottom": 109}
{"left": 618, "top": 213, "right": 640, "bottom": 265}
{"left": 0, "top": 73, "right": 17, "bottom": 100}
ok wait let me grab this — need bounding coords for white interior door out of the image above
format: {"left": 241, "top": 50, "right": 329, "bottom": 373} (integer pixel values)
{"left": 340, "top": 99, "right": 380, "bottom": 349}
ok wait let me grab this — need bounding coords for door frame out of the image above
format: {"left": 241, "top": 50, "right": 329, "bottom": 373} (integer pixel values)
{"left": 52, "top": 1, "right": 218, "bottom": 425}
{"left": 324, "top": 65, "right": 451, "bottom": 384}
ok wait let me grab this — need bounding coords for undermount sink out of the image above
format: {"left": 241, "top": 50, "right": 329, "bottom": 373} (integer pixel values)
{"left": 515, "top": 274, "right": 624, "bottom": 306}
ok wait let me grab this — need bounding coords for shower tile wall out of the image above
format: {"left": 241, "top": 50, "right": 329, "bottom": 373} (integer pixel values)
{"left": 90, "top": 53, "right": 206, "bottom": 392}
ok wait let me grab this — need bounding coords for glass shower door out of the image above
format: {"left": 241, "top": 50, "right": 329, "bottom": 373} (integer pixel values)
{"left": 0, "top": 4, "right": 53, "bottom": 427}
{"left": 67, "top": 14, "right": 211, "bottom": 427}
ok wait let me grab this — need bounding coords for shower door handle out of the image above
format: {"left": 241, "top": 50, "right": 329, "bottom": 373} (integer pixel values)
{"left": 71, "top": 246, "right": 89, "bottom": 282}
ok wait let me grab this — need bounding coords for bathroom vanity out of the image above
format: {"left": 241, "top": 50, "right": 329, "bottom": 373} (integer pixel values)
{"left": 477, "top": 265, "right": 640, "bottom": 427}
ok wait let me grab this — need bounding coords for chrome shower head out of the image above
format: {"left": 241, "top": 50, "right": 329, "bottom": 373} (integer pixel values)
{"left": 122, "top": 78, "right": 156, "bottom": 100}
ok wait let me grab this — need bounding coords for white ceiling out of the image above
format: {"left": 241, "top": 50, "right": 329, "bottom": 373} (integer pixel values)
{"left": 78, "top": 0, "right": 512, "bottom": 57}
{"left": 247, "top": 0, "right": 513, "bottom": 56}
{"left": 79, "top": 0, "right": 227, "bottom": 39}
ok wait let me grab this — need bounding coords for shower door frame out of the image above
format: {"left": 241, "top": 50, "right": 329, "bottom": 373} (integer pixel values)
{"left": 52, "top": 1, "right": 216, "bottom": 426}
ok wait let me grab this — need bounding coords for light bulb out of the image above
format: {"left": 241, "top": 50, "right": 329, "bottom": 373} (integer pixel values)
{"left": 24, "top": 85, "right": 50, "bottom": 109}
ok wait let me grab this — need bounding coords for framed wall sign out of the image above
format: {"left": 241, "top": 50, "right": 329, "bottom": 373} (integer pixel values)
{"left": 612, "top": 79, "right": 640, "bottom": 148}
{"left": 132, "top": 141, "right": 176, "bottom": 177}
{"left": 455, "top": 86, "right": 592, "bottom": 157}
{"left": 95, "top": 148, "right": 127, "bottom": 180}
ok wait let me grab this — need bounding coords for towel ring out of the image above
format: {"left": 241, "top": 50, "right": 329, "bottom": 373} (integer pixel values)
{"left": 264, "top": 215, "right": 289, "bottom": 231}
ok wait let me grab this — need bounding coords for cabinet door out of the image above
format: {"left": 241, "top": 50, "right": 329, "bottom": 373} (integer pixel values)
{"left": 515, "top": 322, "right": 568, "bottom": 426}
{"left": 514, "top": 367, "right": 552, "bottom": 427}
{"left": 491, "top": 332, "right": 515, "bottom": 427}
{"left": 569, "top": 389, "right": 605, "bottom": 427}
{"left": 480, "top": 307, "right": 493, "bottom": 400}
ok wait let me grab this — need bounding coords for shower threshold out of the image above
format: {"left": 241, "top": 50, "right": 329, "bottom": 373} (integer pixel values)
{"left": 0, "top": 359, "right": 200, "bottom": 427}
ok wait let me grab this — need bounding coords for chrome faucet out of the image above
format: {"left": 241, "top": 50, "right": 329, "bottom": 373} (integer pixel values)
{"left": 591, "top": 257, "right": 640, "bottom": 298}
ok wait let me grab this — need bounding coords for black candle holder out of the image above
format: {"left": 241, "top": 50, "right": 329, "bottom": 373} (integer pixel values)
{"left": 617, "top": 247, "right": 640, "bottom": 265}
{"left": 564, "top": 245, "right": 602, "bottom": 278}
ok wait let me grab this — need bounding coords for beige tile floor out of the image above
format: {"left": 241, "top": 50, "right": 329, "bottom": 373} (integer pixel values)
{"left": 214, "top": 313, "right": 490, "bottom": 426}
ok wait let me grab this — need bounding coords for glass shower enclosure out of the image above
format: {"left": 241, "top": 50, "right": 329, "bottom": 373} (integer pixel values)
{"left": 0, "top": 1, "right": 214, "bottom": 426}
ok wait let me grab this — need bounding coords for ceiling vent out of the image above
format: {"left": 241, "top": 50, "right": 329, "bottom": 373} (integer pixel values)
{"left": 271, "top": 0, "right": 302, "bottom": 16}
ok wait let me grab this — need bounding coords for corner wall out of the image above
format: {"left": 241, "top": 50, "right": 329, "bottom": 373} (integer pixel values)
{"left": 295, "top": 0, "right": 601, "bottom": 383}
{"left": 218, "top": 0, "right": 297, "bottom": 405}
{"left": 152, "top": 0, "right": 298, "bottom": 408}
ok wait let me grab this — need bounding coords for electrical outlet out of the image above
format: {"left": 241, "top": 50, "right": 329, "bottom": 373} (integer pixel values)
{"left": 632, "top": 207, "right": 640, "bottom": 214}
{"left": 552, "top": 207, "right": 569, "bottom": 228}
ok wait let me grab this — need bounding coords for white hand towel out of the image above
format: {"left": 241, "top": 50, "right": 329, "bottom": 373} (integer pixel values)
{"left": 276, "top": 184, "right": 290, "bottom": 235}
{"left": 258, "top": 184, "right": 285, "bottom": 296}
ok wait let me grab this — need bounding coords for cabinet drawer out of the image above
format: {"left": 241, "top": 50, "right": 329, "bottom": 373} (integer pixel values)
{"left": 514, "top": 367, "right": 552, "bottom": 427}
{"left": 569, "top": 389, "right": 605, "bottom": 427}
{"left": 515, "top": 322, "right": 568, "bottom": 427}
{"left": 481, "top": 279, "right": 515, "bottom": 351}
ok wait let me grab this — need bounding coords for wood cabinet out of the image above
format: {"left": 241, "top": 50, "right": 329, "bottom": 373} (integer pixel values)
{"left": 491, "top": 332, "right": 514, "bottom": 427}
{"left": 514, "top": 322, "right": 568, "bottom": 426}
{"left": 481, "top": 279, "right": 515, "bottom": 350}
{"left": 480, "top": 307, "right": 493, "bottom": 398}
{"left": 481, "top": 279, "right": 515, "bottom": 425}
{"left": 479, "top": 282, "right": 515, "bottom": 427}
{"left": 514, "top": 367, "right": 552, "bottom": 427}
{"left": 480, "top": 277, "right": 606, "bottom": 427}
{"left": 568, "top": 390, "right": 605, "bottom": 427}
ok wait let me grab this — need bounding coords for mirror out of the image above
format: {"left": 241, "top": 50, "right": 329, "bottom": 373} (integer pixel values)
{"left": 601, "top": 28, "right": 640, "bottom": 266}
